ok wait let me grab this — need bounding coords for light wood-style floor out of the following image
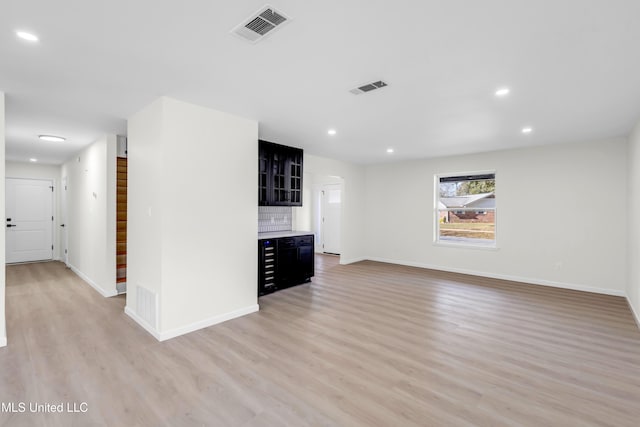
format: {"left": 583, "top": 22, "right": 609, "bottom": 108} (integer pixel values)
{"left": 1, "top": 256, "right": 640, "bottom": 426}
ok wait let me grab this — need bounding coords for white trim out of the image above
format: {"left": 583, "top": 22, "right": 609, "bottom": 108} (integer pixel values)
{"left": 0, "top": 336, "right": 6, "bottom": 347}
{"left": 366, "top": 256, "right": 626, "bottom": 297}
{"left": 126, "top": 304, "right": 260, "bottom": 342}
{"left": 68, "top": 263, "right": 118, "bottom": 297}
{"left": 627, "top": 297, "right": 640, "bottom": 329}
{"left": 433, "top": 241, "right": 499, "bottom": 251}
{"left": 339, "top": 256, "right": 367, "bottom": 265}
{"left": 436, "top": 169, "right": 497, "bottom": 180}
{"left": 125, "top": 306, "right": 161, "bottom": 340}
{"left": 158, "top": 304, "right": 260, "bottom": 341}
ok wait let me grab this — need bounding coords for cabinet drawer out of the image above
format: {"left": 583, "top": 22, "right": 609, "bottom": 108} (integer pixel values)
{"left": 296, "top": 236, "right": 314, "bottom": 246}
{"left": 278, "top": 237, "right": 297, "bottom": 248}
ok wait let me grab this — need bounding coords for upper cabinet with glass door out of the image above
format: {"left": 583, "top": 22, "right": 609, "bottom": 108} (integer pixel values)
{"left": 258, "top": 140, "right": 304, "bottom": 206}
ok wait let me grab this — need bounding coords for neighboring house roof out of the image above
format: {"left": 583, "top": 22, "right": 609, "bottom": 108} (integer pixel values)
{"left": 440, "top": 192, "right": 495, "bottom": 209}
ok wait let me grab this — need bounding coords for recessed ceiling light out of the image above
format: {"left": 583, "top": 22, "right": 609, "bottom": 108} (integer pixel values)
{"left": 29, "top": 158, "right": 38, "bottom": 162}
{"left": 327, "top": 129, "right": 337, "bottom": 136}
{"left": 495, "top": 87, "right": 510, "bottom": 97}
{"left": 521, "top": 127, "right": 533, "bottom": 134}
{"left": 386, "top": 148, "right": 394, "bottom": 154}
{"left": 16, "top": 31, "right": 39, "bottom": 42}
{"left": 39, "top": 135, "right": 66, "bottom": 142}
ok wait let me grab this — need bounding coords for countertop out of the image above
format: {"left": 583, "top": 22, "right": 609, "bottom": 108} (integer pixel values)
{"left": 258, "top": 230, "right": 314, "bottom": 239}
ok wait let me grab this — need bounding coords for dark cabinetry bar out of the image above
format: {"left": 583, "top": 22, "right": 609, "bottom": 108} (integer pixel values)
{"left": 258, "top": 235, "right": 314, "bottom": 296}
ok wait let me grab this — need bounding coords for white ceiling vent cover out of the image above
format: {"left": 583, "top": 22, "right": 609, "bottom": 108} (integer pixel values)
{"left": 231, "top": 5, "right": 291, "bottom": 43}
{"left": 350, "top": 80, "right": 389, "bottom": 95}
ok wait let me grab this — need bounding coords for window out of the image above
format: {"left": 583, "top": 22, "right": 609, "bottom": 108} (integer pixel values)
{"left": 436, "top": 172, "right": 496, "bottom": 247}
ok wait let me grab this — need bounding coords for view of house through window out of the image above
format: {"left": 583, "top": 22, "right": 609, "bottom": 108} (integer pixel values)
{"left": 436, "top": 172, "right": 496, "bottom": 246}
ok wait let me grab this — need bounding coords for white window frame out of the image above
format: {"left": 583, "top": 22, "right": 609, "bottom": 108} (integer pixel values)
{"left": 434, "top": 171, "right": 497, "bottom": 249}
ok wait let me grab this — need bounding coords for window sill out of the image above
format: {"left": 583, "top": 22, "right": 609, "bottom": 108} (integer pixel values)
{"left": 434, "top": 239, "right": 499, "bottom": 251}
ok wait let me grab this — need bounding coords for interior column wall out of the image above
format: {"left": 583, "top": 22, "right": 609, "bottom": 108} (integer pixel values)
{"left": 127, "top": 96, "right": 259, "bottom": 340}
{"left": 627, "top": 120, "right": 640, "bottom": 325}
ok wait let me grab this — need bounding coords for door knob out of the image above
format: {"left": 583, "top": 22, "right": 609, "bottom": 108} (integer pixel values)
{"left": 60, "top": 224, "right": 65, "bottom": 227}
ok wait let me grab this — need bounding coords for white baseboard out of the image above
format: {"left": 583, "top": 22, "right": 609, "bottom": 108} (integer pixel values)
{"left": 339, "top": 256, "right": 367, "bottom": 265}
{"left": 158, "top": 304, "right": 260, "bottom": 341}
{"left": 627, "top": 297, "right": 640, "bottom": 329}
{"left": 68, "top": 264, "right": 118, "bottom": 298}
{"left": 366, "top": 257, "right": 626, "bottom": 297}
{"left": 0, "top": 336, "right": 6, "bottom": 347}
{"left": 125, "top": 306, "right": 161, "bottom": 341}
{"left": 126, "top": 304, "right": 260, "bottom": 342}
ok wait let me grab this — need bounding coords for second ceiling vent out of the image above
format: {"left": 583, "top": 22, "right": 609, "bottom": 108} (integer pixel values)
{"left": 231, "top": 5, "right": 291, "bottom": 43}
{"left": 349, "top": 80, "right": 389, "bottom": 95}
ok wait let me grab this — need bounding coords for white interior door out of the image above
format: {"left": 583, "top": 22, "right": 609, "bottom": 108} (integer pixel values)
{"left": 6, "top": 178, "right": 54, "bottom": 263}
{"left": 321, "top": 183, "right": 342, "bottom": 255}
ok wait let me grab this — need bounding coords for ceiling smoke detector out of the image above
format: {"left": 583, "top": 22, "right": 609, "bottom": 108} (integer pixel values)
{"left": 349, "top": 80, "right": 389, "bottom": 95}
{"left": 231, "top": 5, "right": 291, "bottom": 43}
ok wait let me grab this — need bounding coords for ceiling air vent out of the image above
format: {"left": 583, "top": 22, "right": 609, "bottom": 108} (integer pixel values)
{"left": 231, "top": 5, "right": 291, "bottom": 43}
{"left": 349, "top": 80, "right": 389, "bottom": 95}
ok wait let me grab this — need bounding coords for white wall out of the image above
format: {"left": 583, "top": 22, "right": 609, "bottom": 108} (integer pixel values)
{"left": 127, "top": 97, "right": 259, "bottom": 340}
{"left": 61, "top": 135, "right": 117, "bottom": 297}
{"left": 0, "top": 92, "right": 6, "bottom": 347}
{"left": 301, "top": 154, "right": 367, "bottom": 264}
{"left": 5, "top": 161, "right": 63, "bottom": 260}
{"left": 628, "top": 121, "right": 640, "bottom": 325}
{"left": 125, "top": 97, "right": 163, "bottom": 319}
{"left": 364, "top": 138, "right": 628, "bottom": 295}
{"left": 292, "top": 172, "right": 314, "bottom": 233}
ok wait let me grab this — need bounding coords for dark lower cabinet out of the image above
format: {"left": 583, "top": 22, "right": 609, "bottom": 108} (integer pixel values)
{"left": 259, "top": 235, "right": 314, "bottom": 296}
{"left": 277, "top": 240, "right": 299, "bottom": 287}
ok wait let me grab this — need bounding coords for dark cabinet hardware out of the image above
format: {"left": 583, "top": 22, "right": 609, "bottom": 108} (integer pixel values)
{"left": 6, "top": 224, "right": 16, "bottom": 228}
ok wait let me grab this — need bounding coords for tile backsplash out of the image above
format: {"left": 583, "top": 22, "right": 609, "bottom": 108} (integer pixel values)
{"left": 258, "top": 206, "right": 292, "bottom": 233}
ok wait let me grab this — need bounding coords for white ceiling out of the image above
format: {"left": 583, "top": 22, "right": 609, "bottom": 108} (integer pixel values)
{"left": 2, "top": 0, "right": 640, "bottom": 165}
